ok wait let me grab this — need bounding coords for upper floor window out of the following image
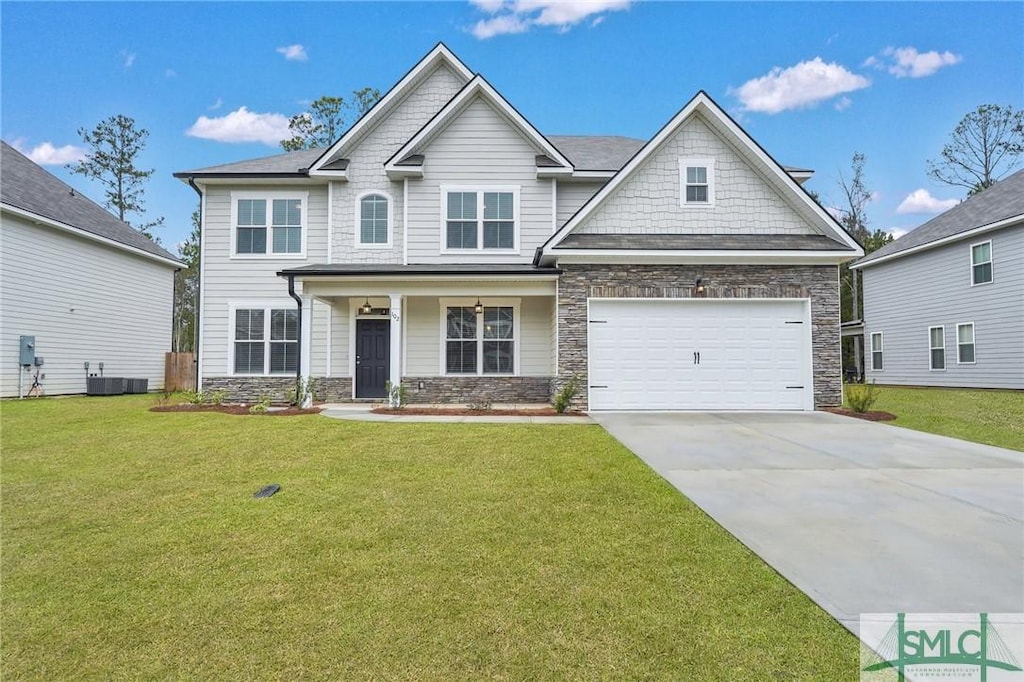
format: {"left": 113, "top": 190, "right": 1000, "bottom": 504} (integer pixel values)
{"left": 971, "top": 241, "right": 992, "bottom": 285}
{"left": 680, "top": 158, "right": 715, "bottom": 207}
{"left": 233, "top": 192, "right": 306, "bottom": 257}
{"left": 233, "top": 307, "right": 297, "bottom": 375}
{"left": 358, "top": 193, "right": 391, "bottom": 247}
{"left": 443, "top": 188, "right": 518, "bottom": 251}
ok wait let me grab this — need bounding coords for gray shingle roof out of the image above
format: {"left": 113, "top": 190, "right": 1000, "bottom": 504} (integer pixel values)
{"left": 856, "top": 169, "right": 1024, "bottom": 267}
{"left": 1, "top": 141, "right": 179, "bottom": 262}
{"left": 547, "top": 135, "right": 645, "bottom": 171}
{"left": 555, "top": 233, "right": 852, "bottom": 251}
{"left": 174, "top": 147, "right": 324, "bottom": 176}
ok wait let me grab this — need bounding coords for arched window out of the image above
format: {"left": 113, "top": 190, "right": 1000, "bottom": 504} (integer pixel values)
{"left": 359, "top": 193, "right": 390, "bottom": 245}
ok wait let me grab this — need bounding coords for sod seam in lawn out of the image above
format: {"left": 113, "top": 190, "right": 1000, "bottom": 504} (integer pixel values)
{"left": 2, "top": 395, "right": 856, "bottom": 680}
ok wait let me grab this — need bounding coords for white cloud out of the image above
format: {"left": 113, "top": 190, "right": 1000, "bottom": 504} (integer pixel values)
{"left": 834, "top": 96, "right": 852, "bottom": 111}
{"left": 884, "top": 47, "right": 962, "bottom": 78}
{"left": 731, "top": 57, "right": 870, "bottom": 114}
{"left": 468, "top": 0, "right": 630, "bottom": 39}
{"left": 276, "top": 44, "right": 308, "bottom": 61}
{"left": 121, "top": 49, "right": 136, "bottom": 68}
{"left": 889, "top": 227, "right": 910, "bottom": 239}
{"left": 208, "top": 97, "right": 223, "bottom": 111}
{"left": 13, "top": 140, "right": 87, "bottom": 165}
{"left": 185, "top": 106, "right": 291, "bottom": 146}
{"left": 896, "top": 189, "right": 959, "bottom": 214}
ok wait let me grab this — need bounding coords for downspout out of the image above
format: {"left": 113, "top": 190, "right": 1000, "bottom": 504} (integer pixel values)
{"left": 186, "top": 177, "right": 203, "bottom": 390}
{"left": 286, "top": 274, "right": 304, "bottom": 402}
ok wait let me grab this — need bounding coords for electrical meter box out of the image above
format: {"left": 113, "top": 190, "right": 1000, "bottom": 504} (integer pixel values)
{"left": 19, "top": 336, "right": 36, "bottom": 367}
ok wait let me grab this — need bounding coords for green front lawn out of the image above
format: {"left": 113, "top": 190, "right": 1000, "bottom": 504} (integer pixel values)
{"left": 2, "top": 395, "right": 855, "bottom": 680}
{"left": 860, "top": 386, "right": 1024, "bottom": 451}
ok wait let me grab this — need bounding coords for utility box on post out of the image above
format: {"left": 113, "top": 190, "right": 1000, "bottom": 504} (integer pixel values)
{"left": 19, "top": 336, "right": 36, "bottom": 367}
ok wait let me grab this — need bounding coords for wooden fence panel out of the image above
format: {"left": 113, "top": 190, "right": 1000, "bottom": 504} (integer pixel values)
{"left": 164, "top": 352, "right": 196, "bottom": 392}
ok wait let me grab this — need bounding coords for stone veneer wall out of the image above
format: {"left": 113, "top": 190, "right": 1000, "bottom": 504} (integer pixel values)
{"left": 403, "top": 376, "right": 553, "bottom": 405}
{"left": 203, "top": 376, "right": 352, "bottom": 403}
{"left": 556, "top": 263, "right": 841, "bottom": 410}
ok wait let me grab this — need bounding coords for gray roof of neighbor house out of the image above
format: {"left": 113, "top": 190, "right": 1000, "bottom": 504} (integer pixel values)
{"left": 1, "top": 141, "right": 180, "bottom": 263}
{"left": 855, "top": 169, "right": 1024, "bottom": 268}
{"left": 174, "top": 147, "right": 324, "bottom": 176}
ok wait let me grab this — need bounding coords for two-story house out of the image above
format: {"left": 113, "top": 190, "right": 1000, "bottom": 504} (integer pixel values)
{"left": 851, "top": 169, "right": 1023, "bottom": 389}
{"left": 175, "top": 44, "right": 862, "bottom": 411}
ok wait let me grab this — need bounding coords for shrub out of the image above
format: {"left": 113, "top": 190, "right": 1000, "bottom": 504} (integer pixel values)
{"left": 467, "top": 397, "right": 492, "bottom": 411}
{"left": 553, "top": 375, "right": 581, "bottom": 414}
{"left": 249, "top": 394, "right": 272, "bottom": 414}
{"left": 846, "top": 382, "right": 878, "bottom": 413}
{"left": 182, "top": 390, "right": 205, "bottom": 405}
{"left": 208, "top": 390, "right": 226, "bottom": 406}
{"left": 385, "top": 381, "right": 408, "bottom": 409}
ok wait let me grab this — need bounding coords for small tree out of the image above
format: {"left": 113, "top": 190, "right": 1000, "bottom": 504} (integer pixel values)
{"left": 927, "top": 104, "right": 1024, "bottom": 196}
{"left": 280, "top": 89, "right": 381, "bottom": 151}
{"left": 67, "top": 114, "right": 164, "bottom": 239}
{"left": 172, "top": 209, "right": 200, "bottom": 352}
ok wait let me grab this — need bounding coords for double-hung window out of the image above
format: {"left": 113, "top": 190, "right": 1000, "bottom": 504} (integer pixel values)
{"left": 444, "top": 188, "right": 517, "bottom": 251}
{"left": 929, "top": 326, "right": 945, "bottom": 370}
{"left": 443, "top": 303, "right": 516, "bottom": 375}
{"left": 870, "top": 332, "right": 883, "bottom": 371}
{"left": 680, "top": 158, "right": 714, "bottom": 206}
{"left": 971, "top": 241, "right": 992, "bottom": 285}
{"left": 233, "top": 192, "right": 306, "bottom": 256}
{"left": 957, "top": 323, "right": 976, "bottom": 364}
{"left": 233, "top": 307, "right": 297, "bottom": 374}
{"left": 358, "top": 193, "right": 390, "bottom": 246}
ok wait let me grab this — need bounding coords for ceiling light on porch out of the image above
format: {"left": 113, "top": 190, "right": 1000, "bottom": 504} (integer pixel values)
{"left": 360, "top": 298, "right": 373, "bottom": 315}
{"left": 474, "top": 298, "right": 484, "bottom": 315}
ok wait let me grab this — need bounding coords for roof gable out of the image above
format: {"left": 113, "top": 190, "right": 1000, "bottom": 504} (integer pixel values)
{"left": 308, "top": 43, "right": 473, "bottom": 174}
{"left": 854, "top": 169, "right": 1024, "bottom": 269}
{"left": 541, "top": 91, "right": 862, "bottom": 259}
{"left": 1, "top": 142, "right": 180, "bottom": 265}
{"left": 384, "top": 75, "right": 572, "bottom": 176}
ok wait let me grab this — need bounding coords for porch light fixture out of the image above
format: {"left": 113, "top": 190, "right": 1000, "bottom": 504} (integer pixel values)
{"left": 694, "top": 278, "right": 706, "bottom": 297}
{"left": 360, "top": 298, "right": 373, "bottom": 315}
{"left": 474, "top": 298, "right": 484, "bottom": 315}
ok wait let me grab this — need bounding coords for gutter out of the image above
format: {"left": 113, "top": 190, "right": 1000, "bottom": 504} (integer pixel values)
{"left": 286, "top": 274, "right": 304, "bottom": 401}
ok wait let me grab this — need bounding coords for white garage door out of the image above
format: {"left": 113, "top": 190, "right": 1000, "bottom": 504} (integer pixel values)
{"left": 588, "top": 299, "right": 811, "bottom": 411}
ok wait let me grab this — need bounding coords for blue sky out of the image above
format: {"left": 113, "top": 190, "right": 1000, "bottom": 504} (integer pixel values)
{"left": 3, "top": 1, "right": 1022, "bottom": 253}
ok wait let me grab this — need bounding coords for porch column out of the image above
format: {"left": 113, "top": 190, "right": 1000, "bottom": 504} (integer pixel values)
{"left": 389, "top": 294, "right": 402, "bottom": 404}
{"left": 300, "top": 295, "right": 313, "bottom": 406}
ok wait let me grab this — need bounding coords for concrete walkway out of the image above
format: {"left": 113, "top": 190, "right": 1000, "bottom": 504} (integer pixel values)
{"left": 320, "top": 403, "right": 593, "bottom": 424}
{"left": 592, "top": 411, "right": 1024, "bottom": 634}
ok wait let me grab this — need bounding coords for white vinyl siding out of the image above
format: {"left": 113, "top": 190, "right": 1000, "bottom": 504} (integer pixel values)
{"left": 556, "top": 181, "right": 605, "bottom": 228}
{"left": 406, "top": 96, "right": 553, "bottom": 262}
{"left": 0, "top": 211, "right": 175, "bottom": 397}
{"left": 929, "top": 326, "right": 945, "bottom": 370}
{"left": 861, "top": 224, "right": 1023, "bottom": 388}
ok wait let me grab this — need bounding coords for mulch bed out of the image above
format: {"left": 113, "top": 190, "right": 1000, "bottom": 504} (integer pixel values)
{"left": 824, "top": 407, "right": 897, "bottom": 422}
{"left": 372, "top": 406, "right": 580, "bottom": 417}
{"left": 150, "top": 404, "right": 323, "bottom": 416}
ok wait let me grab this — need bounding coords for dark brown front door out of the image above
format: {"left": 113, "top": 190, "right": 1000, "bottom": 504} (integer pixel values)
{"left": 356, "top": 319, "right": 389, "bottom": 398}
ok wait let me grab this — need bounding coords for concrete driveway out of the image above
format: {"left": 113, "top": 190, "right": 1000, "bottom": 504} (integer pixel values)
{"left": 592, "top": 411, "right": 1024, "bottom": 633}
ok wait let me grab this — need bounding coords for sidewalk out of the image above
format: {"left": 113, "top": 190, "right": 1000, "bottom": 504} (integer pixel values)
{"left": 319, "top": 403, "right": 593, "bottom": 424}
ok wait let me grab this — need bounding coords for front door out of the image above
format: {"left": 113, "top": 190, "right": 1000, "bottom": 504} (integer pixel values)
{"left": 355, "top": 319, "right": 390, "bottom": 398}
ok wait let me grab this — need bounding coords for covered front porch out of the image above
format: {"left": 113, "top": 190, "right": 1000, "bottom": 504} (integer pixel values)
{"left": 283, "top": 264, "right": 560, "bottom": 405}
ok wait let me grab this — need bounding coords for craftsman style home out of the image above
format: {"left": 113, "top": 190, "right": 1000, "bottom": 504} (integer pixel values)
{"left": 175, "top": 44, "right": 861, "bottom": 411}
{"left": 852, "top": 169, "right": 1023, "bottom": 389}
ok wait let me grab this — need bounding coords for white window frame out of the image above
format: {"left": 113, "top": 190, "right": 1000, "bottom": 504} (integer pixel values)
{"left": 439, "top": 186, "right": 520, "bottom": 254}
{"left": 870, "top": 332, "right": 884, "bottom": 371}
{"left": 956, "top": 322, "right": 976, "bottom": 365}
{"left": 928, "top": 326, "right": 945, "bottom": 371}
{"left": 354, "top": 190, "right": 393, "bottom": 249}
{"left": 679, "top": 158, "right": 715, "bottom": 208}
{"left": 228, "top": 302, "right": 299, "bottom": 376}
{"left": 970, "top": 240, "right": 993, "bottom": 286}
{"left": 438, "top": 297, "right": 521, "bottom": 376}
{"left": 230, "top": 191, "right": 308, "bottom": 259}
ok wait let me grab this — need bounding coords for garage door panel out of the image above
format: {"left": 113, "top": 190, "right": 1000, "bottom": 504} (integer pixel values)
{"left": 588, "top": 299, "right": 811, "bottom": 411}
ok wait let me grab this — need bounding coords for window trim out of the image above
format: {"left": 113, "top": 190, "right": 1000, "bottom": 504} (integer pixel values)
{"left": 928, "top": 325, "right": 945, "bottom": 371}
{"left": 439, "top": 186, "right": 520, "bottom": 254}
{"left": 679, "top": 158, "right": 716, "bottom": 208}
{"left": 970, "top": 240, "right": 993, "bottom": 286}
{"left": 956, "top": 322, "right": 976, "bottom": 365}
{"left": 438, "top": 297, "right": 521, "bottom": 376}
{"left": 870, "top": 332, "right": 884, "bottom": 371}
{"left": 230, "top": 191, "right": 309, "bottom": 259}
{"left": 354, "top": 190, "right": 394, "bottom": 249}
{"left": 228, "top": 302, "right": 299, "bottom": 376}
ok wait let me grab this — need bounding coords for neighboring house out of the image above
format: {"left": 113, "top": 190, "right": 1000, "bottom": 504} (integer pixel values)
{"left": 851, "top": 170, "right": 1024, "bottom": 389}
{"left": 174, "top": 44, "right": 862, "bottom": 411}
{"left": 1, "top": 141, "right": 182, "bottom": 398}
